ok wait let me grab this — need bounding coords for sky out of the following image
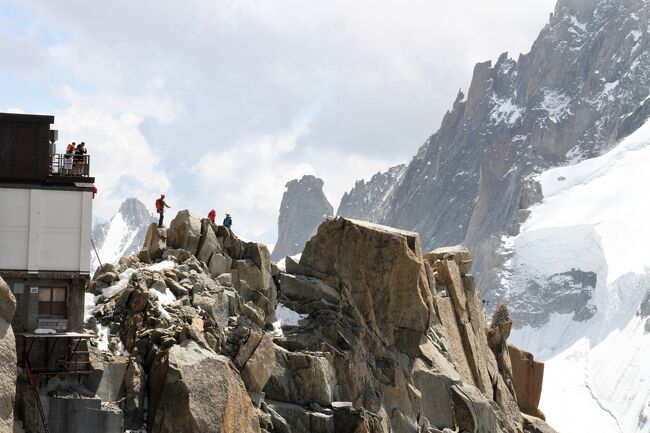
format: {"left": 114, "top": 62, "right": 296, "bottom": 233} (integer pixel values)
{"left": 0, "top": 0, "right": 556, "bottom": 244}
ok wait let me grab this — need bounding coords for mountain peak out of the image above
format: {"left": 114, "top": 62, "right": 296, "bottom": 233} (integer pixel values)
{"left": 271, "top": 175, "right": 333, "bottom": 261}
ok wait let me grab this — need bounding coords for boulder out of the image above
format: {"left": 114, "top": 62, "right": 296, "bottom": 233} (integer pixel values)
{"left": 167, "top": 210, "right": 202, "bottom": 255}
{"left": 298, "top": 217, "right": 434, "bottom": 353}
{"left": 123, "top": 361, "right": 146, "bottom": 430}
{"left": 137, "top": 248, "right": 152, "bottom": 264}
{"left": 197, "top": 219, "right": 222, "bottom": 265}
{"left": 424, "top": 245, "right": 473, "bottom": 276}
{"left": 241, "top": 334, "right": 275, "bottom": 392}
{"left": 488, "top": 304, "right": 517, "bottom": 399}
{"left": 0, "top": 278, "right": 16, "bottom": 324}
{"left": 243, "top": 242, "right": 273, "bottom": 290}
{"left": 235, "top": 330, "right": 264, "bottom": 369}
{"left": 92, "top": 262, "right": 117, "bottom": 282}
{"left": 522, "top": 414, "right": 559, "bottom": 433}
{"left": 451, "top": 384, "right": 514, "bottom": 433}
{"left": 143, "top": 223, "right": 167, "bottom": 260}
{"left": 192, "top": 289, "right": 231, "bottom": 330}
{"left": 233, "top": 259, "right": 266, "bottom": 292}
{"left": 280, "top": 273, "right": 340, "bottom": 305}
{"left": 0, "top": 277, "right": 16, "bottom": 431}
{"left": 411, "top": 359, "right": 455, "bottom": 429}
{"left": 264, "top": 349, "right": 335, "bottom": 407}
{"left": 215, "top": 226, "right": 244, "bottom": 259}
{"left": 508, "top": 344, "right": 545, "bottom": 420}
{"left": 209, "top": 253, "right": 233, "bottom": 277}
{"left": 149, "top": 340, "right": 260, "bottom": 433}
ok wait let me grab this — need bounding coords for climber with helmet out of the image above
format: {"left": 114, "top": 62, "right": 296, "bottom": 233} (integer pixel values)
{"left": 223, "top": 213, "right": 232, "bottom": 229}
{"left": 155, "top": 194, "right": 172, "bottom": 228}
{"left": 208, "top": 209, "right": 216, "bottom": 224}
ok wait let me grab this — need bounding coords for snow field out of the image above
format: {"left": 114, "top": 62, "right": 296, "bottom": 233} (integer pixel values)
{"left": 507, "top": 118, "right": 650, "bottom": 433}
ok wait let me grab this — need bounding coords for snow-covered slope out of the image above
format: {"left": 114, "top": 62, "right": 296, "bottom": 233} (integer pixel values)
{"left": 91, "top": 198, "right": 155, "bottom": 272}
{"left": 502, "top": 119, "right": 650, "bottom": 433}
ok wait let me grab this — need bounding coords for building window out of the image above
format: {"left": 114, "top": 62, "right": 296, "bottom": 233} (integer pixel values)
{"left": 38, "top": 287, "right": 67, "bottom": 318}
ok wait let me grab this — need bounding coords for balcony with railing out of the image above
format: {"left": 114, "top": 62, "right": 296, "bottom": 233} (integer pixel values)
{"left": 49, "top": 154, "right": 92, "bottom": 181}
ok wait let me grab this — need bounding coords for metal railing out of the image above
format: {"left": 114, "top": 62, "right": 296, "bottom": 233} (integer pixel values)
{"left": 50, "top": 153, "right": 91, "bottom": 177}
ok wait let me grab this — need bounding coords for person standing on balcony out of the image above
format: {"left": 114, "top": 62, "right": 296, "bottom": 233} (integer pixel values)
{"left": 64, "top": 142, "right": 75, "bottom": 174}
{"left": 74, "top": 142, "right": 87, "bottom": 175}
{"left": 155, "top": 194, "right": 172, "bottom": 228}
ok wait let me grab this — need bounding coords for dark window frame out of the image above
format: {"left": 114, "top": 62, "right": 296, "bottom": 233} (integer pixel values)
{"left": 37, "top": 287, "right": 67, "bottom": 318}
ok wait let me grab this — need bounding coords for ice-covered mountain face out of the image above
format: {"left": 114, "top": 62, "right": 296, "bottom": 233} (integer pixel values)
{"left": 271, "top": 175, "right": 333, "bottom": 261}
{"left": 502, "top": 119, "right": 650, "bottom": 433}
{"left": 338, "top": 0, "right": 650, "bottom": 290}
{"left": 91, "top": 198, "right": 155, "bottom": 272}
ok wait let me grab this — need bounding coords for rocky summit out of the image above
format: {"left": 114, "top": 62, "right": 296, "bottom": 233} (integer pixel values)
{"left": 78, "top": 210, "right": 556, "bottom": 433}
{"left": 271, "top": 175, "right": 333, "bottom": 262}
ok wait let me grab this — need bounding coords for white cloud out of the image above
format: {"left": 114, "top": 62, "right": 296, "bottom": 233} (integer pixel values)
{"left": 191, "top": 120, "right": 315, "bottom": 240}
{"left": 53, "top": 105, "right": 172, "bottom": 219}
{"left": 3, "top": 0, "right": 557, "bottom": 243}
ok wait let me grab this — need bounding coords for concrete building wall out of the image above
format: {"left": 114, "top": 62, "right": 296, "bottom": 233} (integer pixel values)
{"left": 0, "top": 187, "right": 92, "bottom": 274}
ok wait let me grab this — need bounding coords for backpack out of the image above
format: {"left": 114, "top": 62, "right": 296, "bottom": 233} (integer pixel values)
{"left": 155, "top": 199, "right": 162, "bottom": 212}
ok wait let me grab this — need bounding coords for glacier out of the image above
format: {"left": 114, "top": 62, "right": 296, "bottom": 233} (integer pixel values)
{"left": 504, "top": 119, "right": 650, "bottom": 433}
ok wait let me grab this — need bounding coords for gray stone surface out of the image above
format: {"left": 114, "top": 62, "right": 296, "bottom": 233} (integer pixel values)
{"left": 167, "top": 210, "right": 203, "bottom": 255}
{"left": 143, "top": 223, "right": 167, "bottom": 261}
{"left": 149, "top": 341, "right": 260, "bottom": 433}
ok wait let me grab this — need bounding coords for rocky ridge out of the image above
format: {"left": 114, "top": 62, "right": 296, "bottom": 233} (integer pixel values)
{"left": 337, "top": 0, "right": 650, "bottom": 292}
{"left": 77, "top": 209, "right": 555, "bottom": 432}
{"left": 271, "top": 175, "right": 333, "bottom": 262}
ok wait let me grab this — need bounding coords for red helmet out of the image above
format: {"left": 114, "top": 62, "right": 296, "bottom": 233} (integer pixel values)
{"left": 160, "top": 194, "right": 165, "bottom": 198}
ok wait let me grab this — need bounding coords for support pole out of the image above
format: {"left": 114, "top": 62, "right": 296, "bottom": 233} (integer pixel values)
{"left": 91, "top": 238, "right": 103, "bottom": 269}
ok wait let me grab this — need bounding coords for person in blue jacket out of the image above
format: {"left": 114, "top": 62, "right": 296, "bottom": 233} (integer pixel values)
{"left": 223, "top": 213, "right": 232, "bottom": 228}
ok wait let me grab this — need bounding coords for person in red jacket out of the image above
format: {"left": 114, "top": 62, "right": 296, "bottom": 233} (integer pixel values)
{"left": 207, "top": 209, "right": 216, "bottom": 224}
{"left": 155, "top": 194, "right": 171, "bottom": 227}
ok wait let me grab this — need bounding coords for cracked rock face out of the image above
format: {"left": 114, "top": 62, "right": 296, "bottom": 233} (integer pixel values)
{"left": 271, "top": 175, "right": 333, "bottom": 262}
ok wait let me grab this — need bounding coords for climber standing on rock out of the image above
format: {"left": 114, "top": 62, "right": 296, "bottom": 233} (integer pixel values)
{"left": 223, "top": 213, "right": 232, "bottom": 229}
{"left": 155, "top": 194, "right": 171, "bottom": 228}
{"left": 208, "top": 209, "right": 216, "bottom": 224}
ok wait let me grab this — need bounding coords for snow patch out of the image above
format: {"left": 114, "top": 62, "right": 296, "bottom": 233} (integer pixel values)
{"left": 569, "top": 15, "right": 587, "bottom": 32}
{"left": 277, "top": 253, "right": 301, "bottom": 272}
{"left": 539, "top": 89, "right": 572, "bottom": 123}
{"left": 272, "top": 303, "right": 308, "bottom": 336}
{"left": 490, "top": 96, "right": 524, "bottom": 126}
{"left": 96, "top": 324, "right": 110, "bottom": 352}
{"left": 102, "top": 268, "right": 137, "bottom": 299}
{"left": 145, "top": 260, "right": 176, "bottom": 272}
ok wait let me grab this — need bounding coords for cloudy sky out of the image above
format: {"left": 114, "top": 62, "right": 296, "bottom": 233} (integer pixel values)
{"left": 0, "top": 0, "right": 556, "bottom": 243}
